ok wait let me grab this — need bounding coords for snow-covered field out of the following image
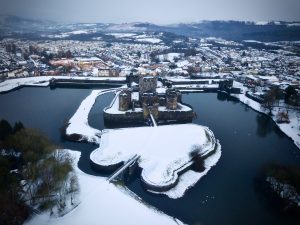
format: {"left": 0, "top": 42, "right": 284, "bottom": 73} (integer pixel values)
{"left": 136, "top": 37, "right": 162, "bottom": 44}
{"left": 90, "top": 124, "right": 221, "bottom": 197}
{"left": 106, "top": 32, "right": 162, "bottom": 43}
{"left": 25, "top": 151, "right": 184, "bottom": 225}
{"left": 232, "top": 81, "right": 300, "bottom": 149}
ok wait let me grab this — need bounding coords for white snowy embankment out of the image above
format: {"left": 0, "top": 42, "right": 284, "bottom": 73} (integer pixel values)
{"left": 66, "top": 89, "right": 116, "bottom": 143}
{"left": 0, "top": 76, "right": 52, "bottom": 93}
{"left": 232, "top": 81, "right": 300, "bottom": 149}
{"left": 160, "top": 144, "right": 221, "bottom": 199}
{"left": 90, "top": 124, "right": 221, "bottom": 198}
{"left": 0, "top": 76, "right": 126, "bottom": 94}
{"left": 25, "top": 150, "right": 184, "bottom": 225}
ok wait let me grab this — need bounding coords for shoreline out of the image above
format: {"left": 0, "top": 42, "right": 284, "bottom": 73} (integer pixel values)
{"left": 0, "top": 76, "right": 126, "bottom": 94}
{"left": 232, "top": 81, "right": 300, "bottom": 150}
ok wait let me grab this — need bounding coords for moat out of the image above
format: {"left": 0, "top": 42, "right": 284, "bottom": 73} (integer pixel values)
{"left": 1, "top": 87, "right": 300, "bottom": 225}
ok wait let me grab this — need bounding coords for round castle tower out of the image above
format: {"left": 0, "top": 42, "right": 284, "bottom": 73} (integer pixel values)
{"left": 119, "top": 89, "right": 132, "bottom": 111}
{"left": 166, "top": 89, "right": 178, "bottom": 110}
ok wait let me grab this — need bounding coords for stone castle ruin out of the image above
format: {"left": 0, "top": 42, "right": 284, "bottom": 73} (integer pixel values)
{"left": 104, "top": 75, "right": 194, "bottom": 125}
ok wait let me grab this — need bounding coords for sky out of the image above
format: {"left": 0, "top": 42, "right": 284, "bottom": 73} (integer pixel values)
{"left": 0, "top": 0, "right": 299, "bottom": 24}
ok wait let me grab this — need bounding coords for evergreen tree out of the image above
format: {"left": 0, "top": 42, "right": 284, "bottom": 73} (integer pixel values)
{"left": 0, "top": 119, "right": 13, "bottom": 140}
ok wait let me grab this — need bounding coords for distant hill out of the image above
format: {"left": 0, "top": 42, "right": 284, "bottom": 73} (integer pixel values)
{"left": 1, "top": 15, "right": 300, "bottom": 42}
{"left": 145, "top": 21, "right": 300, "bottom": 42}
{"left": 0, "top": 15, "right": 55, "bottom": 32}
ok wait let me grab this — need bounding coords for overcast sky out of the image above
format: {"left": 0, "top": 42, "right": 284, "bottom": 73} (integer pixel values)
{"left": 0, "top": 0, "right": 299, "bottom": 24}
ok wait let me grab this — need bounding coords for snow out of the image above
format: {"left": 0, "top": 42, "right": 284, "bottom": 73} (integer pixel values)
{"left": 243, "top": 40, "right": 264, "bottom": 44}
{"left": 90, "top": 124, "right": 220, "bottom": 194}
{"left": 0, "top": 76, "right": 51, "bottom": 93}
{"left": 176, "top": 60, "right": 190, "bottom": 68}
{"left": 232, "top": 81, "right": 300, "bottom": 149}
{"left": 255, "top": 21, "right": 269, "bottom": 26}
{"left": 106, "top": 23, "right": 146, "bottom": 31}
{"left": 160, "top": 144, "right": 221, "bottom": 199}
{"left": 173, "top": 84, "right": 219, "bottom": 89}
{"left": 66, "top": 89, "right": 116, "bottom": 143}
{"left": 131, "top": 91, "right": 139, "bottom": 101}
{"left": 287, "top": 23, "right": 300, "bottom": 27}
{"left": 158, "top": 103, "right": 192, "bottom": 112}
{"left": 108, "top": 33, "right": 137, "bottom": 38}
{"left": 25, "top": 150, "right": 184, "bottom": 225}
{"left": 0, "top": 76, "right": 126, "bottom": 93}
{"left": 158, "top": 53, "right": 183, "bottom": 62}
{"left": 67, "top": 30, "right": 89, "bottom": 35}
{"left": 136, "top": 38, "right": 162, "bottom": 44}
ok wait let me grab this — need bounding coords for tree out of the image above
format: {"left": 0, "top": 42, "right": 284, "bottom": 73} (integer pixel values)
{"left": 0, "top": 123, "right": 79, "bottom": 222}
{"left": 189, "top": 145, "right": 205, "bottom": 172}
{"left": 169, "top": 63, "right": 177, "bottom": 70}
{"left": 285, "top": 86, "right": 297, "bottom": 102}
{"left": 13, "top": 122, "right": 24, "bottom": 134}
{"left": 262, "top": 89, "right": 277, "bottom": 114}
{"left": 0, "top": 119, "right": 13, "bottom": 141}
{"left": 184, "top": 48, "right": 197, "bottom": 57}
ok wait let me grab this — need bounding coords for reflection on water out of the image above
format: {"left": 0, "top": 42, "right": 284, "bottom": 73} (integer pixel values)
{"left": 256, "top": 114, "right": 273, "bottom": 137}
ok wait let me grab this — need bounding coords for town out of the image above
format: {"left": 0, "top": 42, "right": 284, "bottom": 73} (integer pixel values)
{"left": 1, "top": 25, "right": 300, "bottom": 124}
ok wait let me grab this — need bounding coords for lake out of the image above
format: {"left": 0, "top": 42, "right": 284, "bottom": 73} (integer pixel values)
{"left": 0, "top": 87, "right": 299, "bottom": 225}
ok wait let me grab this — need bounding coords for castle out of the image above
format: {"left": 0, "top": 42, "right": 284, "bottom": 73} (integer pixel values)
{"left": 103, "top": 75, "right": 194, "bottom": 125}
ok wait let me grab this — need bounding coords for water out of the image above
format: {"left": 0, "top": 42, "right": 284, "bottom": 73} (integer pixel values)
{"left": 0, "top": 88, "right": 299, "bottom": 225}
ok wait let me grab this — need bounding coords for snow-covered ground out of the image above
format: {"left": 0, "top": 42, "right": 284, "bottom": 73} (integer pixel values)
{"left": 108, "top": 33, "right": 137, "bottom": 38}
{"left": 90, "top": 124, "right": 221, "bottom": 197}
{"left": 136, "top": 37, "right": 162, "bottom": 44}
{"left": 0, "top": 76, "right": 52, "bottom": 93}
{"left": 160, "top": 144, "right": 221, "bottom": 199}
{"left": 173, "top": 84, "right": 219, "bottom": 89}
{"left": 66, "top": 89, "right": 117, "bottom": 143}
{"left": 0, "top": 76, "right": 126, "bottom": 94}
{"left": 232, "top": 81, "right": 300, "bottom": 149}
{"left": 25, "top": 150, "right": 184, "bottom": 225}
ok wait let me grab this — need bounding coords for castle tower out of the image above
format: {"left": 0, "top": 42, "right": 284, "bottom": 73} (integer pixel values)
{"left": 166, "top": 89, "right": 178, "bottom": 110}
{"left": 119, "top": 89, "right": 132, "bottom": 111}
{"left": 139, "top": 76, "right": 157, "bottom": 95}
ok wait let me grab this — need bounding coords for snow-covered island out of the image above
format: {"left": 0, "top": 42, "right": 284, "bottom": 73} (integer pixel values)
{"left": 90, "top": 124, "right": 221, "bottom": 198}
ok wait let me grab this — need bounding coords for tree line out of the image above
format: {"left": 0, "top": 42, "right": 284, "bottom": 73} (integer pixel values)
{"left": 0, "top": 120, "right": 79, "bottom": 225}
